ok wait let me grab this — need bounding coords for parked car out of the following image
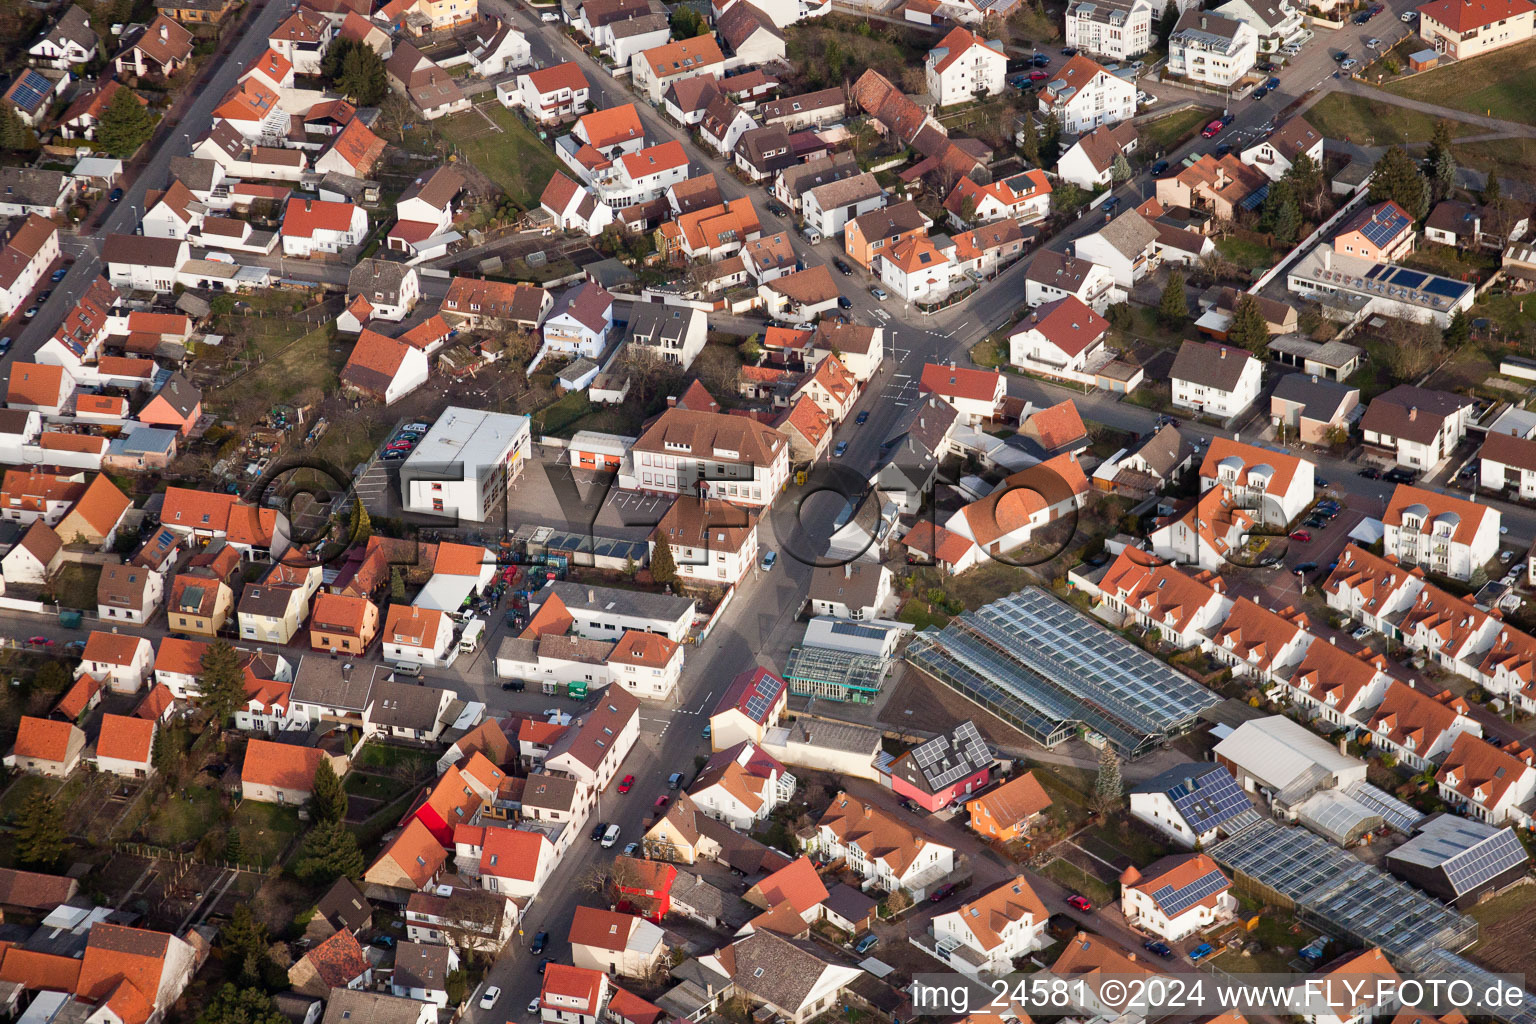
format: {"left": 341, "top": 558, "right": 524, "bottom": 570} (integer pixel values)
{"left": 668, "top": 772, "right": 684, "bottom": 789}
{"left": 869, "top": 285, "right": 889, "bottom": 299}
{"left": 404, "top": 421, "right": 430, "bottom": 431}
{"left": 501, "top": 680, "right": 525, "bottom": 691}
{"left": 1136, "top": 90, "right": 1153, "bottom": 105}
{"left": 1359, "top": 467, "right": 1382, "bottom": 479}
{"left": 618, "top": 774, "right": 635, "bottom": 793}
{"left": 1401, "top": 9, "right": 1417, "bottom": 19}
{"left": 1150, "top": 160, "right": 1169, "bottom": 176}
{"left": 834, "top": 441, "right": 849, "bottom": 457}
{"left": 854, "top": 934, "right": 880, "bottom": 954}
{"left": 1341, "top": 57, "right": 1359, "bottom": 69}
{"left": 1028, "top": 70, "right": 1049, "bottom": 81}
{"left": 1061, "top": 46, "right": 1078, "bottom": 56}
{"left": 371, "top": 935, "right": 396, "bottom": 949}
{"left": 653, "top": 794, "right": 669, "bottom": 810}
{"left": 1215, "top": 143, "right": 1233, "bottom": 156}
{"left": 1252, "top": 86, "right": 1268, "bottom": 99}
{"left": 381, "top": 450, "right": 408, "bottom": 460}
{"left": 1294, "top": 562, "right": 1318, "bottom": 575}
{"left": 601, "top": 824, "right": 620, "bottom": 848}
{"left": 1384, "top": 467, "right": 1417, "bottom": 483}
{"left": 1267, "top": 75, "right": 1281, "bottom": 89}
{"left": 481, "top": 987, "right": 502, "bottom": 1010}
{"left": 22, "top": 307, "right": 37, "bottom": 320}
{"left": 539, "top": 959, "right": 553, "bottom": 974}
{"left": 624, "top": 842, "right": 639, "bottom": 856}
{"left": 1365, "top": 36, "right": 1381, "bottom": 47}
{"left": 1143, "top": 940, "right": 1175, "bottom": 958}
{"left": 528, "top": 999, "right": 541, "bottom": 1015}
{"left": 760, "top": 550, "right": 777, "bottom": 571}
{"left": 1289, "top": 530, "right": 1311, "bottom": 542}
{"left": 1351, "top": 625, "right": 1371, "bottom": 640}
{"left": 855, "top": 410, "right": 869, "bottom": 424}
{"left": 837, "top": 295, "right": 853, "bottom": 309}
{"left": 833, "top": 257, "right": 853, "bottom": 275}
{"left": 26, "top": 636, "right": 51, "bottom": 646}
{"left": 108, "top": 188, "right": 123, "bottom": 202}
{"left": 1501, "top": 550, "right": 1515, "bottom": 563}
{"left": 50, "top": 268, "right": 67, "bottom": 282}
{"left": 1189, "top": 943, "right": 1215, "bottom": 962}
{"left": 1066, "top": 894, "right": 1092, "bottom": 912}
{"left": 1201, "top": 119, "right": 1224, "bottom": 138}
{"left": 929, "top": 883, "right": 957, "bottom": 903}
{"left": 590, "top": 822, "right": 608, "bottom": 842}
{"left": 0, "top": 337, "right": 10, "bottom": 354}
{"left": 767, "top": 200, "right": 790, "bottom": 218}
{"left": 531, "top": 932, "right": 549, "bottom": 955}
{"left": 1102, "top": 195, "right": 1121, "bottom": 212}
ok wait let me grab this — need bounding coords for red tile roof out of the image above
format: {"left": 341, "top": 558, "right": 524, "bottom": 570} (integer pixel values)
{"left": 96, "top": 714, "right": 154, "bottom": 764}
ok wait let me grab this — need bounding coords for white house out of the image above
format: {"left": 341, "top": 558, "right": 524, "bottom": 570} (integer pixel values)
{"left": 29, "top": 5, "right": 98, "bottom": 69}
{"left": 1024, "top": 250, "right": 1122, "bottom": 311}
{"left": 1360, "top": 385, "right": 1473, "bottom": 474}
{"left": 1198, "top": 436, "right": 1315, "bottom": 526}
{"left": 514, "top": 62, "right": 590, "bottom": 124}
{"left": 93, "top": 713, "right": 156, "bottom": 777}
{"left": 622, "top": 404, "right": 790, "bottom": 508}
{"left": 1170, "top": 340, "right": 1263, "bottom": 420}
{"left": 1168, "top": 9, "right": 1258, "bottom": 86}
{"left": 340, "top": 329, "right": 430, "bottom": 406}
{"left": 0, "top": 215, "right": 60, "bottom": 321}
{"left": 1240, "top": 115, "right": 1325, "bottom": 181}
{"left": 1008, "top": 295, "right": 1112, "bottom": 386}
{"left": 1129, "top": 762, "right": 1255, "bottom": 848}
{"left": 1055, "top": 122, "right": 1140, "bottom": 189}
{"left": 929, "top": 875, "right": 1047, "bottom": 976}
{"left": 468, "top": 825, "right": 557, "bottom": 897}
{"left": 79, "top": 631, "right": 154, "bottom": 693}
{"left": 1065, "top": 0, "right": 1153, "bottom": 59}
{"left": 631, "top": 35, "right": 724, "bottom": 104}
{"left": 391, "top": 943, "right": 459, "bottom": 1007}
{"left": 568, "top": 907, "right": 667, "bottom": 978}
{"left": 813, "top": 791, "right": 956, "bottom": 897}
{"left": 802, "top": 172, "right": 885, "bottom": 240}
{"left": 382, "top": 605, "right": 456, "bottom": 667}
{"left": 878, "top": 235, "right": 955, "bottom": 304}
{"left": 924, "top": 27, "right": 1006, "bottom": 107}
{"left": 1383, "top": 483, "right": 1500, "bottom": 581}
{"left": 347, "top": 260, "right": 421, "bottom": 322}
{"left": 543, "top": 688, "right": 640, "bottom": 792}
{"left": 1214, "top": 0, "right": 1304, "bottom": 50}
{"left": 1073, "top": 210, "right": 1161, "bottom": 290}
{"left": 709, "top": 667, "right": 788, "bottom": 750}
{"left": 1120, "top": 854, "right": 1236, "bottom": 940}
{"left": 541, "top": 281, "right": 614, "bottom": 360}
{"left": 281, "top": 198, "right": 368, "bottom": 257}
{"left": 807, "top": 564, "right": 893, "bottom": 620}
{"left": 945, "top": 454, "right": 1090, "bottom": 559}
{"left": 102, "top": 234, "right": 186, "bottom": 292}
{"left": 1480, "top": 430, "right": 1536, "bottom": 499}
{"left": 918, "top": 363, "right": 1005, "bottom": 425}
{"left": 651, "top": 496, "right": 759, "bottom": 587}
{"left": 689, "top": 740, "right": 794, "bottom": 830}
{"left": 626, "top": 303, "right": 706, "bottom": 369}
{"left": 1038, "top": 54, "right": 1137, "bottom": 134}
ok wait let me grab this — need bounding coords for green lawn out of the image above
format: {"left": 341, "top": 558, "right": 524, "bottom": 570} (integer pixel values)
{"left": 897, "top": 597, "right": 950, "bottom": 632}
{"left": 207, "top": 321, "right": 341, "bottom": 419}
{"left": 1452, "top": 137, "right": 1536, "bottom": 195}
{"left": 439, "top": 102, "right": 562, "bottom": 211}
{"left": 1304, "top": 92, "right": 1439, "bottom": 147}
{"left": 232, "top": 802, "right": 303, "bottom": 866}
{"left": 1039, "top": 857, "right": 1115, "bottom": 905}
{"left": 1140, "top": 107, "right": 1214, "bottom": 155}
{"left": 51, "top": 563, "right": 101, "bottom": 610}
{"left": 354, "top": 743, "right": 440, "bottom": 773}
{"left": 344, "top": 771, "right": 413, "bottom": 803}
{"left": 143, "top": 784, "right": 225, "bottom": 848}
{"left": 1215, "top": 236, "right": 1279, "bottom": 272}
{"left": 0, "top": 775, "right": 63, "bottom": 824}
{"left": 1381, "top": 39, "right": 1536, "bottom": 126}
{"left": 1472, "top": 291, "right": 1536, "bottom": 345}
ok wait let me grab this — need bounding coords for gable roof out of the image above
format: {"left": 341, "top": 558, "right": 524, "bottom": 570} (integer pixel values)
{"left": 242, "top": 738, "right": 327, "bottom": 792}
{"left": 1417, "top": 0, "right": 1535, "bottom": 31}
{"left": 96, "top": 713, "right": 154, "bottom": 763}
{"left": 1171, "top": 339, "right": 1255, "bottom": 391}
{"left": 375, "top": 818, "right": 447, "bottom": 887}
{"left": 13, "top": 716, "right": 80, "bottom": 762}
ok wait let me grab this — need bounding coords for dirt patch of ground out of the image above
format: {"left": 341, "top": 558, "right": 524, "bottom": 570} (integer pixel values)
{"left": 878, "top": 666, "right": 1036, "bottom": 753}
{"left": 1466, "top": 882, "right": 1536, "bottom": 970}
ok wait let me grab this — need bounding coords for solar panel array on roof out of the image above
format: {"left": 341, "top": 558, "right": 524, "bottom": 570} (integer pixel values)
{"left": 743, "top": 672, "right": 782, "bottom": 722}
{"left": 1358, "top": 206, "right": 1410, "bottom": 247}
{"left": 9, "top": 71, "right": 52, "bottom": 112}
{"left": 1389, "top": 814, "right": 1529, "bottom": 896}
{"left": 829, "top": 621, "right": 889, "bottom": 642}
{"left": 1211, "top": 819, "right": 1476, "bottom": 967}
{"left": 907, "top": 589, "right": 1219, "bottom": 756}
{"left": 1442, "top": 828, "right": 1527, "bottom": 893}
{"left": 1150, "top": 869, "right": 1228, "bottom": 917}
{"left": 1167, "top": 767, "right": 1255, "bottom": 833}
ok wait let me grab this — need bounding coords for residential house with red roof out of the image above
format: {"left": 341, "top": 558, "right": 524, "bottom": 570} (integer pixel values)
{"left": 366, "top": 818, "right": 448, "bottom": 892}
{"left": 883, "top": 719, "right": 991, "bottom": 812}
{"left": 442, "top": 277, "right": 550, "bottom": 330}
{"left": 919, "top": 362, "right": 1004, "bottom": 425}
{"left": 389, "top": 167, "right": 463, "bottom": 258}
{"left": 814, "top": 791, "right": 956, "bottom": 896}
{"left": 1383, "top": 482, "right": 1500, "bottom": 581}
{"left": 965, "top": 771, "right": 1051, "bottom": 843}
{"left": 1089, "top": 549, "right": 1230, "bottom": 649}
{"left": 513, "top": 61, "right": 590, "bottom": 124}
{"left": 314, "top": 118, "right": 388, "bottom": 178}
{"left": 930, "top": 874, "right": 1047, "bottom": 975}
{"left": 465, "top": 824, "right": 556, "bottom": 897}
{"left": 310, "top": 592, "right": 380, "bottom": 654}
{"left": 775, "top": 395, "right": 834, "bottom": 464}
{"left": 98, "top": 562, "right": 164, "bottom": 624}
{"left": 1436, "top": 733, "right": 1536, "bottom": 825}
{"left": 945, "top": 453, "right": 1089, "bottom": 558}
{"left": 1008, "top": 296, "right": 1114, "bottom": 389}
{"left": 237, "top": 671, "right": 295, "bottom": 734}
{"left": 610, "top": 856, "right": 678, "bottom": 920}
{"left": 1208, "top": 597, "right": 1312, "bottom": 684}
{"left": 541, "top": 964, "right": 611, "bottom": 1024}
{"left": 1199, "top": 435, "right": 1315, "bottom": 526}
{"left": 1, "top": 518, "right": 62, "bottom": 584}
{"left": 607, "top": 630, "right": 685, "bottom": 700}
{"left": 650, "top": 495, "right": 758, "bottom": 588}
{"left": 136, "top": 371, "right": 202, "bottom": 436}
{"left": 55, "top": 474, "right": 131, "bottom": 549}
{"left": 281, "top": 197, "right": 367, "bottom": 257}
{"left": 0, "top": 215, "right": 59, "bottom": 321}
{"left": 5, "top": 717, "right": 86, "bottom": 776}
{"left": 75, "top": 922, "right": 198, "bottom": 1023}
{"left": 1284, "top": 641, "right": 1390, "bottom": 726}
{"left": 383, "top": 605, "right": 455, "bottom": 667}
{"left": 545, "top": 687, "right": 640, "bottom": 791}
{"left": 410, "top": 762, "right": 489, "bottom": 846}
{"left": 94, "top": 713, "right": 156, "bottom": 777}
{"left": 1020, "top": 399, "right": 1089, "bottom": 456}
{"left": 901, "top": 520, "right": 980, "bottom": 574}
{"left": 541, "top": 281, "right": 614, "bottom": 361}
{"left": 709, "top": 667, "right": 788, "bottom": 749}
{"left": 5, "top": 363, "right": 75, "bottom": 415}
{"left": 288, "top": 928, "right": 372, "bottom": 997}
{"left": 1148, "top": 484, "right": 1258, "bottom": 574}
{"left": 79, "top": 631, "right": 154, "bottom": 693}
{"left": 1365, "top": 681, "right": 1480, "bottom": 772}
{"left": 844, "top": 200, "right": 930, "bottom": 270}
{"left": 57, "top": 671, "right": 105, "bottom": 721}
{"left": 1399, "top": 581, "right": 1501, "bottom": 679}
{"left": 1415, "top": 0, "right": 1533, "bottom": 58}
{"left": 1323, "top": 545, "right": 1427, "bottom": 637}
{"left": 569, "top": 907, "right": 667, "bottom": 977}
{"left": 622, "top": 404, "right": 790, "bottom": 507}
{"left": 690, "top": 740, "right": 794, "bottom": 829}
{"left": 1120, "top": 854, "right": 1234, "bottom": 940}
{"left": 1038, "top": 54, "right": 1136, "bottom": 134}
{"left": 2, "top": 468, "right": 86, "bottom": 526}
{"left": 241, "top": 738, "right": 347, "bottom": 804}
{"left": 631, "top": 35, "right": 724, "bottom": 103}
{"left": 340, "top": 327, "right": 430, "bottom": 405}
{"left": 924, "top": 27, "right": 1005, "bottom": 106}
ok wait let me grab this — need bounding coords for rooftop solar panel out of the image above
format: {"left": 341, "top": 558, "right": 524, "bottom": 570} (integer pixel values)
{"left": 1150, "top": 869, "right": 1229, "bottom": 916}
{"left": 1392, "top": 268, "right": 1427, "bottom": 289}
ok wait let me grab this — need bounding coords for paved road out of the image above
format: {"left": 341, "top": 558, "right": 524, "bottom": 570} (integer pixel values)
{"left": 0, "top": 0, "right": 295, "bottom": 369}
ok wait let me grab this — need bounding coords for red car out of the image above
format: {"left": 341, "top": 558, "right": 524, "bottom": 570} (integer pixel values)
{"left": 1066, "top": 895, "right": 1093, "bottom": 912}
{"left": 1028, "top": 70, "right": 1050, "bottom": 81}
{"left": 618, "top": 774, "right": 635, "bottom": 794}
{"left": 1201, "top": 119, "right": 1224, "bottom": 138}
{"left": 27, "top": 636, "right": 52, "bottom": 646}
{"left": 653, "top": 795, "right": 669, "bottom": 810}
{"left": 1290, "top": 530, "right": 1312, "bottom": 542}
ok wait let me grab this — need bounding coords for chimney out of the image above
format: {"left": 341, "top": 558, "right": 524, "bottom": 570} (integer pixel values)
{"left": 304, "top": 198, "right": 312, "bottom": 212}
{"left": 1409, "top": 407, "right": 1418, "bottom": 421}
{"left": 1338, "top": 735, "right": 1348, "bottom": 755}
{"left": 587, "top": 588, "right": 595, "bottom": 603}
{"left": 159, "top": 21, "right": 168, "bottom": 38}
{"left": 1322, "top": 249, "right": 1331, "bottom": 271}
{"left": 342, "top": 662, "right": 353, "bottom": 680}
{"left": 1219, "top": 347, "right": 1227, "bottom": 359}
{"left": 1311, "top": 374, "right": 1318, "bottom": 383}
{"left": 845, "top": 564, "right": 852, "bottom": 578}
{"left": 1200, "top": 14, "right": 1207, "bottom": 26}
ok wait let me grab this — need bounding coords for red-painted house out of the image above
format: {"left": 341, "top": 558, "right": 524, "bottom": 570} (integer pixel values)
{"left": 409, "top": 763, "right": 482, "bottom": 846}
{"left": 136, "top": 371, "right": 203, "bottom": 436}
{"left": 882, "top": 720, "right": 993, "bottom": 812}
{"left": 612, "top": 856, "right": 676, "bottom": 922}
